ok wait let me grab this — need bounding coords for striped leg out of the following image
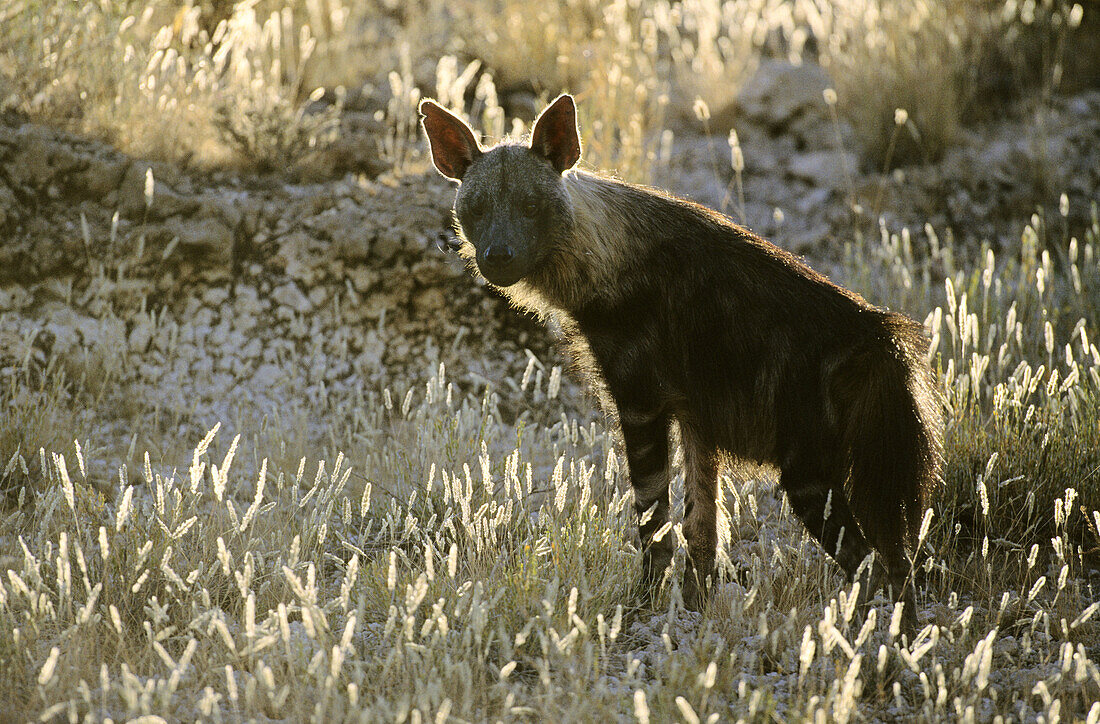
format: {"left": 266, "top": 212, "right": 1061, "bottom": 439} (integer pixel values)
{"left": 779, "top": 456, "right": 873, "bottom": 581}
{"left": 861, "top": 524, "right": 918, "bottom": 632}
{"left": 621, "top": 410, "right": 672, "bottom": 599}
{"left": 783, "top": 456, "right": 918, "bottom": 632}
{"left": 681, "top": 426, "right": 719, "bottom": 610}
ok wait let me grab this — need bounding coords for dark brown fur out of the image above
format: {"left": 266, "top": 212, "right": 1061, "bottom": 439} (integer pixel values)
{"left": 420, "top": 95, "right": 943, "bottom": 623}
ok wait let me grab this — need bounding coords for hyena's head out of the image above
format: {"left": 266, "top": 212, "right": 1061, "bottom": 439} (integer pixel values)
{"left": 419, "top": 94, "right": 580, "bottom": 288}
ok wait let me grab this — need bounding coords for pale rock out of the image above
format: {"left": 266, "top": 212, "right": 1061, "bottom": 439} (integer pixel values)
{"left": 414, "top": 288, "right": 447, "bottom": 315}
{"left": 208, "top": 372, "right": 234, "bottom": 396}
{"left": 788, "top": 222, "right": 831, "bottom": 251}
{"left": 240, "top": 338, "right": 262, "bottom": 360}
{"left": 190, "top": 355, "right": 214, "bottom": 378}
{"left": 203, "top": 286, "right": 230, "bottom": 307}
{"left": 794, "top": 187, "right": 833, "bottom": 216}
{"left": 208, "top": 319, "right": 233, "bottom": 348}
{"left": 371, "top": 233, "right": 402, "bottom": 262}
{"left": 288, "top": 316, "right": 309, "bottom": 338}
{"left": 7, "top": 125, "right": 81, "bottom": 189}
{"left": 163, "top": 214, "right": 234, "bottom": 264}
{"left": 232, "top": 284, "right": 265, "bottom": 316}
{"left": 193, "top": 307, "right": 217, "bottom": 329}
{"left": 128, "top": 318, "right": 154, "bottom": 353}
{"left": 307, "top": 286, "right": 327, "bottom": 308}
{"left": 138, "top": 362, "right": 162, "bottom": 381}
{"left": 181, "top": 296, "right": 205, "bottom": 319}
{"left": 744, "top": 146, "right": 781, "bottom": 176}
{"left": 252, "top": 363, "right": 284, "bottom": 389}
{"left": 171, "top": 356, "right": 190, "bottom": 379}
{"left": 84, "top": 316, "right": 126, "bottom": 351}
{"left": 358, "top": 330, "right": 386, "bottom": 370}
{"left": 198, "top": 193, "right": 245, "bottom": 230}
{"left": 0, "top": 285, "right": 30, "bottom": 311}
{"left": 347, "top": 266, "right": 379, "bottom": 293}
{"left": 314, "top": 206, "right": 372, "bottom": 262}
{"left": 229, "top": 355, "right": 249, "bottom": 377}
{"left": 233, "top": 311, "right": 259, "bottom": 334}
{"left": 0, "top": 182, "right": 18, "bottom": 233}
{"left": 283, "top": 255, "right": 317, "bottom": 286}
{"left": 411, "top": 259, "right": 460, "bottom": 285}
{"left": 272, "top": 281, "right": 311, "bottom": 314}
{"left": 71, "top": 150, "right": 129, "bottom": 200}
{"left": 736, "top": 60, "right": 833, "bottom": 129}
{"left": 788, "top": 112, "right": 851, "bottom": 152}
{"left": 152, "top": 321, "right": 176, "bottom": 353}
{"left": 39, "top": 301, "right": 124, "bottom": 352}
{"left": 42, "top": 305, "right": 88, "bottom": 356}
{"left": 789, "top": 150, "right": 859, "bottom": 190}
{"left": 274, "top": 231, "right": 326, "bottom": 286}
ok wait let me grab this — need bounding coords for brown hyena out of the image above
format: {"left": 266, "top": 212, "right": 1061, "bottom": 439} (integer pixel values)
{"left": 420, "top": 94, "right": 943, "bottom": 626}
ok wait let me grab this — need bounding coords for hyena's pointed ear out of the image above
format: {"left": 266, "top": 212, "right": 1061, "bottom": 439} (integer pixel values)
{"left": 530, "top": 94, "right": 581, "bottom": 174}
{"left": 420, "top": 99, "right": 482, "bottom": 181}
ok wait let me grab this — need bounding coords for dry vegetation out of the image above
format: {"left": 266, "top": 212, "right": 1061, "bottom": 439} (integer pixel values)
{"left": 2, "top": 0, "right": 1100, "bottom": 721}
{"left": 3, "top": 0, "right": 1086, "bottom": 177}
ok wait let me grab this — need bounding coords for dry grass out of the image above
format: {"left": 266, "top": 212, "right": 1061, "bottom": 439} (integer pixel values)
{"left": 2, "top": 1, "right": 1100, "bottom": 721}
{"left": 4, "top": 1, "right": 1086, "bottom": 177}
{"left": 2, "top": 200, "right": 1100, "bottom": 721}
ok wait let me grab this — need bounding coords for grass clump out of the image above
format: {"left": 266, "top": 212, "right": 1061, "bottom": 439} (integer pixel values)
{"left": 0, "top": 1, "right": 343, "bottom": 170}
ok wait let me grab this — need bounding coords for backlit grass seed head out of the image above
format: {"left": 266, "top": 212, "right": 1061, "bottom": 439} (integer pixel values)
{"left": 693, "top": 97, "right": 710, "bottom": 122}
{"left": 728, "top": 130, "right": 744, "bottom": 173}
{"left": 144, "top": 167, "right": 155, "bottom": 208}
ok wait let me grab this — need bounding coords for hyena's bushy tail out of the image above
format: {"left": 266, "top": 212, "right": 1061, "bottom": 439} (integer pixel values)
{"left": 838, "top": 314, "right": 944, "bottom": 551}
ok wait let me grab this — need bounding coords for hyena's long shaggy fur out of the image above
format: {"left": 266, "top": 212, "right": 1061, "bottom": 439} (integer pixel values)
{"left": 420, "top": 95, "right": 944, "bottom": 622}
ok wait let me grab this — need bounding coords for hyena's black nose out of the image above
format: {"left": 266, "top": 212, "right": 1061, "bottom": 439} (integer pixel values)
{"left": 484, "top": 245, "right": 514, "bottom": 267}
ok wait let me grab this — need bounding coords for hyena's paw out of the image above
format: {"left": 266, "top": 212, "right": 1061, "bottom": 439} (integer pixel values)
{"left": 855, "top": 561, "right": 919, "bottom": 636}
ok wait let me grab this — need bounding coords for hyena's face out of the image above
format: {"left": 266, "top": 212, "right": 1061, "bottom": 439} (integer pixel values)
{"left": 452, "top": 146, "right": 573, "bottom": 287}
{"left": 420, "top": 94, "right": 582, "bottom": 288}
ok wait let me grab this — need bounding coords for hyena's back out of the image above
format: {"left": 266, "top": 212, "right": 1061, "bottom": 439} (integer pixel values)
{"left": 562, "top": 182, "right": 940, "bottom": 543}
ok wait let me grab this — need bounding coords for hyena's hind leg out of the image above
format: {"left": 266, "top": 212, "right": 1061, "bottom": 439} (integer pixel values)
{"left": 781, "top": 452, "right": 918, "bottom": 630}
{"left": 853, "top": 497, "right": 919, "bottom": 631}
{"left": 779, "top": 453, "right": 875, "bottom": 586}
{"left": 680, "top": 424, "right": 719, "bottom": 611}
{"left": 620, "top": 409, "right": 674, "bottom": 602}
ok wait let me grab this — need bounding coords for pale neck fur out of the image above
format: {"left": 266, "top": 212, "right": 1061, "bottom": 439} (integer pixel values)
{"left": 503, "top": 169, "right": 641, "bottom": 315}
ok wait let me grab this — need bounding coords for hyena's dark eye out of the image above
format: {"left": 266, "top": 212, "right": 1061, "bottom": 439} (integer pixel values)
{"left": 465, "top": 200, "right": 485, "bottom": 220}
{"left": 522, "top": 201, "right": 539, "bottom": 218}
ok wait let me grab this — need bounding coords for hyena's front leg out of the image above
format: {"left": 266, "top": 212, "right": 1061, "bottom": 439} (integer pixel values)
{"left": 620, "top": 410, "right": 673, "bottom": 600}
{"left": 680, "top": 426, "right": 719, "bottom": 611}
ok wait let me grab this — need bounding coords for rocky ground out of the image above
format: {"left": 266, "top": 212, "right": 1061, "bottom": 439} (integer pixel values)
{"left": 1, "top": 60, "right": 1099, "bottom": 475}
